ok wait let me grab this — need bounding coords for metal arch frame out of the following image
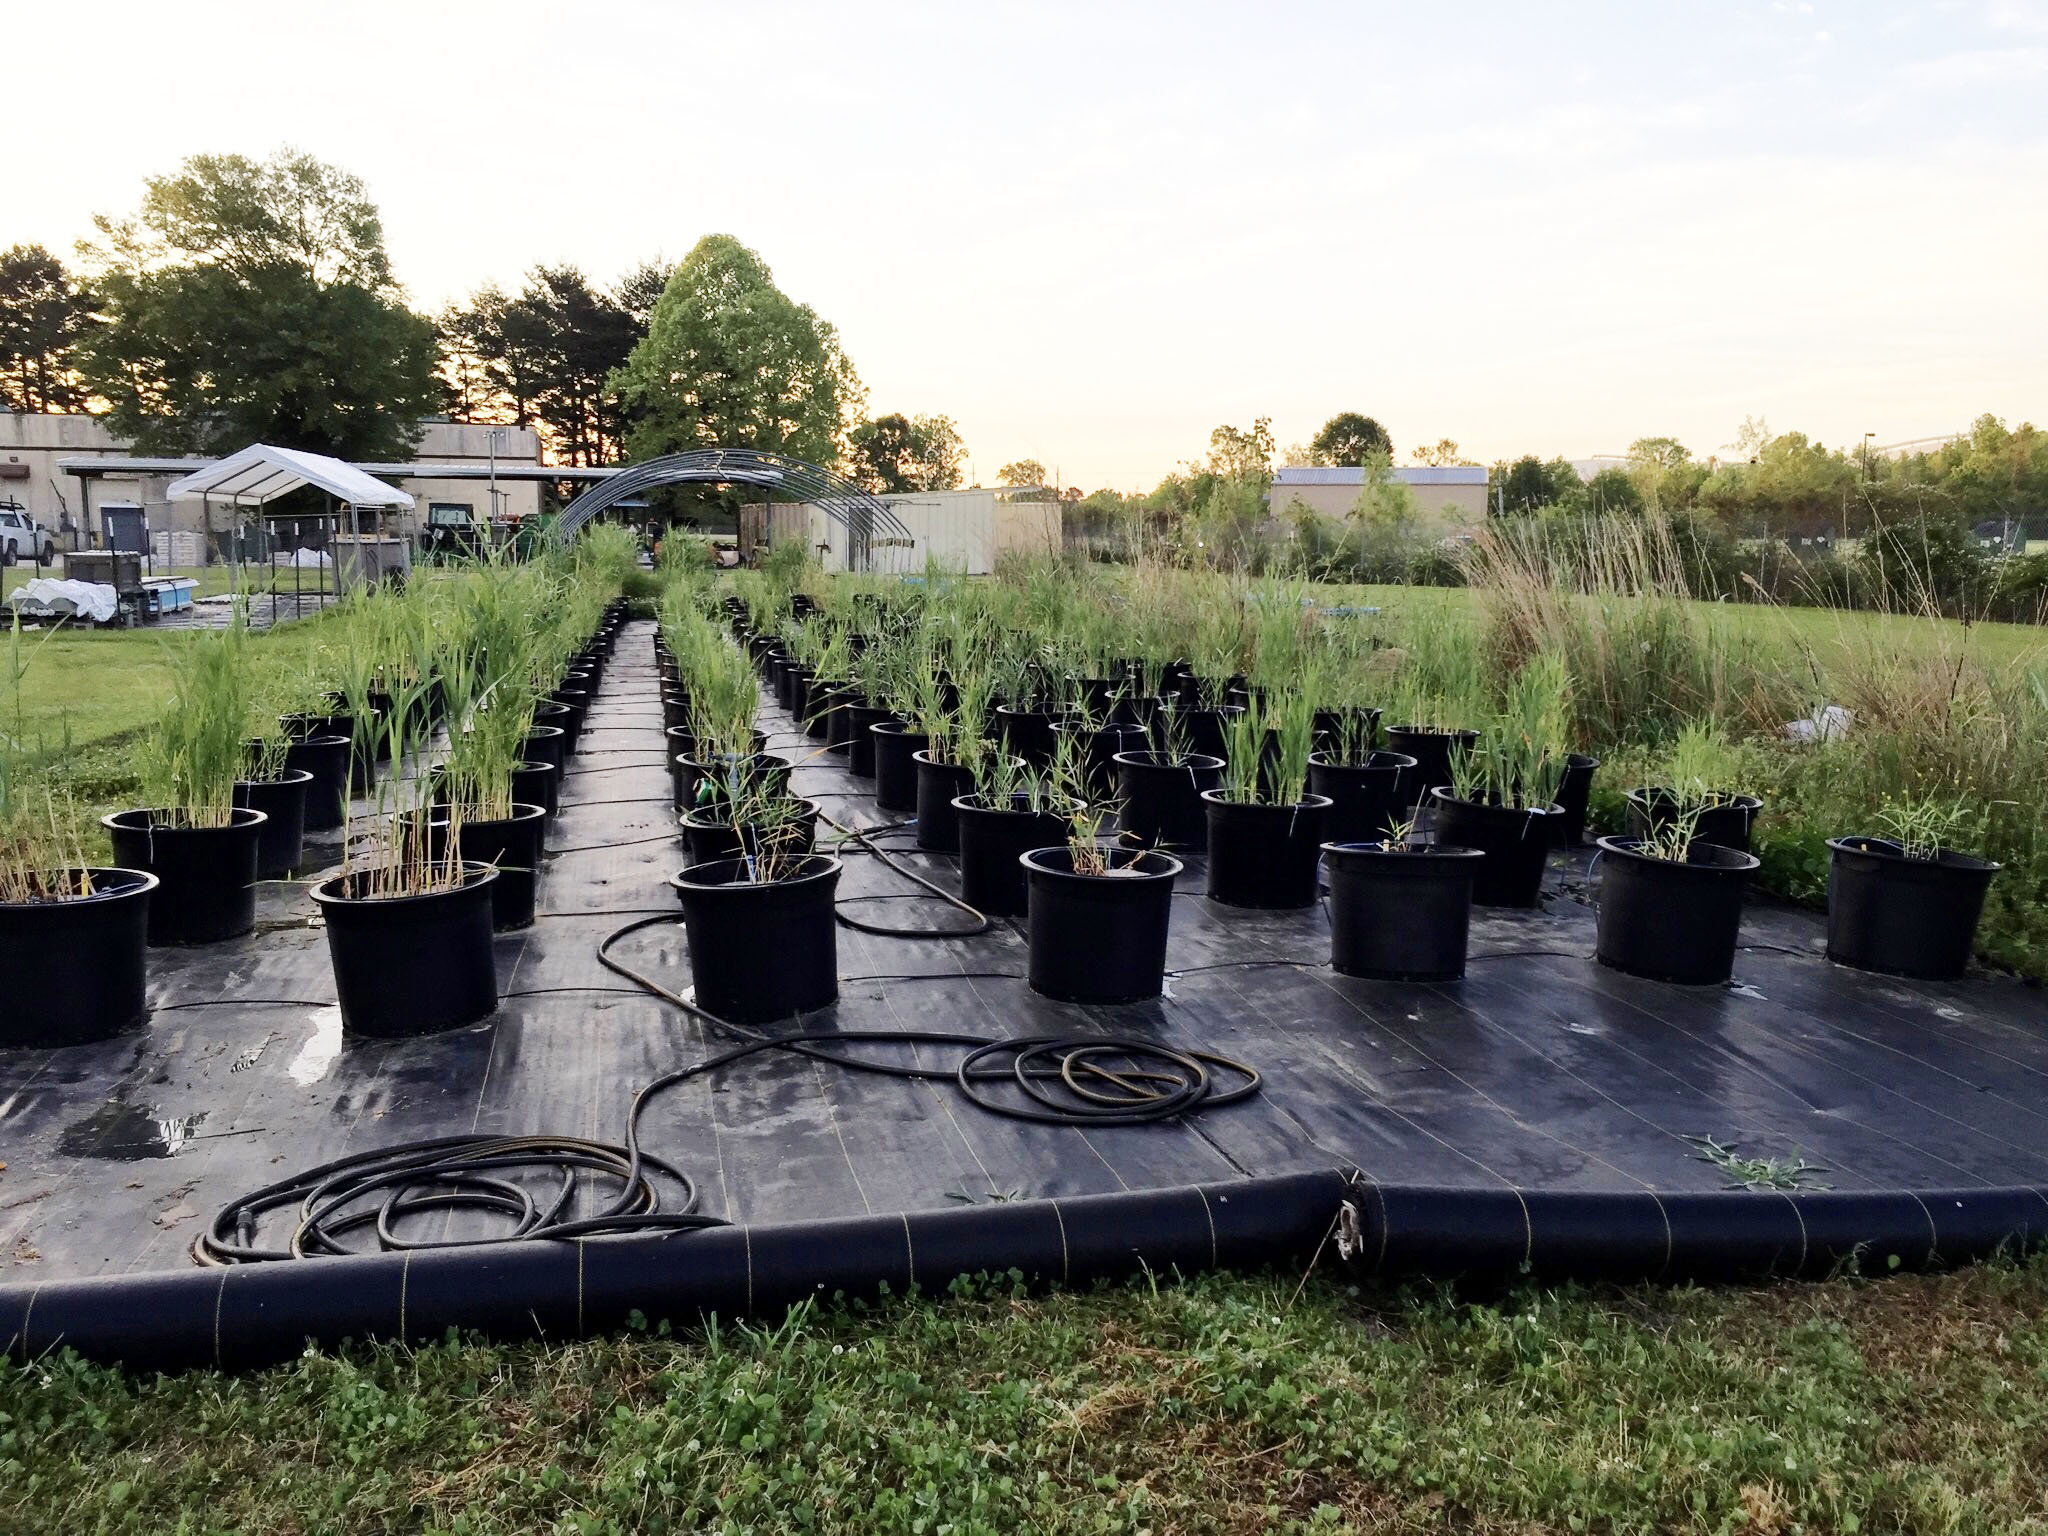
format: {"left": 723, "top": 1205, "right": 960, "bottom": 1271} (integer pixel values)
{"left": 551, "top": 449, "right": 910, "bottom": 571}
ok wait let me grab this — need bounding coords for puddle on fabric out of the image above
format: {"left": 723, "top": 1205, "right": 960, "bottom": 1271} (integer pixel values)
{"left": 287, "top": 1006, "right": 345, "bottom": 1086}
{"left": 56, "top": 1100, "right": 209, "bottom": 1160}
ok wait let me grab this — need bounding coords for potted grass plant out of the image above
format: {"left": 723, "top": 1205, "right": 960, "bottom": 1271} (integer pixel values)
{"left": 312, "top": 668, "right": 500, "bottom": 1039}
{"left": 1321, "top": 813, "right": 1485, "bottom": 982}
{"left": 1021, "top": 798, "right": 1183, "bottom": 1005}
{"left": 1826, "top": 795, "right": 1999, "bottom": 981}
{"left": 1595, "top": 802, "right": 1761, "bottom": 985}
{"left": 912, "top": 660, "right": 994, "bottom": 852}
{"left": 1624, "top": 721, "right": 1763, "bottom": 854}
{"left": 104, "top": 616, "right": 267, "bottom": 945}
{"left": 233, "top": 731, "right": 313, "bottom": 882}
{"left": 1428, "top": 657, "right": 1568, "bottom": 908}
{"left": 1200, "top": 693, "right": 1331, "bottom": 909}
{"left": 1049, "top": 679, "right": 1147, "bottom": 802}
{"left": 671, "top": 778, "right": 843, "bottom": 1022}
{"left": 0, "top": 621, "right": 157, "bottom": 1045}
{"left": 1383, "top": 609, "right": 1485, "bottom": 809}
{"left": 433, "top": 672, "right": 547, "bottom": 932}
{"left": 844, "top": 628, "right": 905, "bottom": 779}
{"left": 1114, "top": 704, "right": 1225, "bottom": 852}
{"left": 954, "top": 743, "right": 1078, "bottom": 917}
{"left": 1307, "top": 704, "right": 1417, "bottom": 848}
{"left": 676, "top": 633, "right": 787, "bottom": 814}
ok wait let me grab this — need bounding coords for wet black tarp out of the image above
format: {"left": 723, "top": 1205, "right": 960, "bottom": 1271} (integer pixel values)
{"left": 5, "top": 621, "right": 2047, "bottom": 1296}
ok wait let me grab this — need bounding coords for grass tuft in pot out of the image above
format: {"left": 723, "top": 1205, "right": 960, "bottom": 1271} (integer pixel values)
{"left": 1431, "top": 655, "right": 1570, "bottom": 907}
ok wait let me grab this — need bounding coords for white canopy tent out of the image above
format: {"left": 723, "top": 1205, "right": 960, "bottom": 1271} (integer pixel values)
{"left": 166, "top": 445, "right": 417, "bottom": 600}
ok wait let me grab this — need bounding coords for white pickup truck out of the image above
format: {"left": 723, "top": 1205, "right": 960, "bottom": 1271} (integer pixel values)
{"left": 0, "top": 502, "right": 56, "bottom": 566}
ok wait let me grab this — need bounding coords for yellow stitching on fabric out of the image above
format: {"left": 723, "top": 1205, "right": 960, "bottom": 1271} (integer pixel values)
{"left": 214, "top": 1271, "right": 227, "bottom": 1370}
{"left": 399, "top": 1252, "right": 412, "bottom": 1346}
{"left": 576, "top": 1239, "right": 587, "bottom": 1335}
{"left": 901, "top": 1214, "right": 916, "bottom": 1292}
{"left": 1906, "top": 1191, "right": 1938, "bottom": 1264}
{"left": 1196, "top": 1187, "right": 1217, "bottom": 1268}
{"left": 1649, "top": 1190, "right": 1674, "bottom": 1280}
{"left": 1781, "top": 1192, "right": 1809, "bottom": 1274}
{"left": 1514, "top": 1187, "right": 1533, "bottom": 1270}
{"left": 1050, "top": 1200, "right": 1069, "bottom": 1285}
{"left": 743, "top": 1225, "right": 754, "bottom": 1313}
{"left": 15, "top": 1283, "right": 39, "bottom": 1363}
{"left": 1371, "top": 1178, "right": 1390, "bottom": 1273}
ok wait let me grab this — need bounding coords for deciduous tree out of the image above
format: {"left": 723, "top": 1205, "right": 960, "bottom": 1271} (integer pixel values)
{"left": 612, "top": 235, "right": 861, "bottom": 468}
{"left": 78, "top": 150, "right": 439, "bottom": 459}
{"left": 850, "top": 412, "right": 966, "bottom": 492}
{"left": 1310, "top": 412, "right": 1392, "bottom": 466}
{"left": 0, "top": 245, "right": 97, "bottom": 413}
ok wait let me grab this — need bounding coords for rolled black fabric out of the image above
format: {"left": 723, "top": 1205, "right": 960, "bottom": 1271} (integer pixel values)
{"left": 1340, "top": 1180, "right": 2048, "bottom": 1284}
{"left": 0, "top": 1171, "right": 1346, "bottom": 1374}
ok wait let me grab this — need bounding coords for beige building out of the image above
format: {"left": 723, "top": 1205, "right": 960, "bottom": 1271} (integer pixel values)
{"left": 1268, "top": 465, "right": 1490, "bottom": 531}
{"left": 0, "top": 413, "right": 551, "bottom": 556}
{"left": 743, "top": 487, "right": 1062, "bottom": 575}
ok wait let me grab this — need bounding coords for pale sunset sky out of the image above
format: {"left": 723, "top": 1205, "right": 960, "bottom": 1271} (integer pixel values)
{"left": 11, "top": 0, "right": 2046, "bottom": 487}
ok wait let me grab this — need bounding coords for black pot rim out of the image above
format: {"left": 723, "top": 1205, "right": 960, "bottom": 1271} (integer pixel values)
{"left": 670, "top": 853, "right": 843, "bottom": 892}
{"left": 522, "top": 724, "right": 566, "bottom": 741}
{"left": 1113, "top": 749, "right": 1225, "bottom": 770}
{"left": 311, "top": 860, "right": 499, "bottom": 908}
{"left": 1308, "top": 748, "right": 1415, "bottom": 770}
{"left": 910, "top": 749, "right": 976, "bottom": 772}
{"left": 430, "top": 802, "right": 549, "bottom": 831}
{"left": 514, "top": 759, "right": 556, "bottom": 775}
{"left": 1320, "top": 840, "right": 1484, "bottom": 864}
{"left": 869, "top": 720, "right": 926, "bottom": 739}
{"left": 1020, "top": 845, "right": 1184, "bottom": 883}
{"left": 286, "top": 733, "right": 351, "bottom": 748}
{"left": 950, "top": 793, "right": 1081, "bottom": 817}
{"left": 1826, "top": 835, "right": 2000, "bottom": 873}
{"left": 103, "top": 806, "right": 268, "bottom": 834}
{"left": 235, "top": 768, "right": 317, "bottom": 790}
{"left": 1625, "top": 786, "right": 1763, "bottom": 812}
{"left": 1427, "top": 787, "right": 1562, "bottom": 818}
{"left": 1198, "top": 790, "right": 1335, "bottom": 812}
{"left": 679, "top": 796, "right": 820, "bottom": 831}
{"left": 0, "top": 866, "right": 160, "bottom": 909}
{"left": 1595, "top": 835, "right": 1760, "bottom": 873}
{"left": 1386, "top": 724, "right": 1479, "bottom": 739}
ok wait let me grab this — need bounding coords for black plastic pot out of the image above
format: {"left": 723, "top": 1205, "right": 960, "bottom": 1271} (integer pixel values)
{"left": 548, "top": 688, "right": 590, "bottom": 756}
{"left": 312, "top": 863, "right": 501, "bottom": 1038}
{"left": 1553, "top": 754, "right": 1601, "bottom": 847}
{"left": 670, "top": 855, "right": 843, "bottom": 1024}
{"left": 428, "top": 804, "right": 548, "bottom": 931}
{"left": 1428, "top": 789, "right": 1559, "bottom": 907}
{"left": 283, "top": 734, "right": 350, "bottom": 832}
{"left": 912, "top": 752, "right": 978, "bottom": 851}
{"left": 1052, "top": 721, "right": 1147, "bottom": 799}
{"left": 1595, "top": 836, "right": 1759, "bottom": 985}
{"left": 1384, "top": 726, "right": 1478, "bottom": 809}
{"left": 954, "top": 795, "right": 1071, "bottom": 917}
{"left": 845, "top": 704, "right": 891, "bottom": 778}
{"left": 519, "top": 724, "right": 566, "bottom": 775}
{"left": 820, "top": 685, "right": 857, "bottom": 751}
{"left": 680, "top": 798, "right": 820, "bottom": 866}
{"left": 232, "top": 769, "right": 313, "bottom": 881}
{"left": 281, "top": 709, "right": 351, "bottom": 743}
{"left": 1321, "top": 842, "right": 1483, "bottom": 982}
{"left": 1199, "top": 792, "right": 1333, "bottom": 909}
{"left": 1167, "top": 705, "right": 1244, "bottom": 763}
{"left": 871, "top": 721, "right": 928, "bottom": 814}
{"left": 533, "top": 702, "right": 575, "bottom": 758}
{"left": 0, "top": 869, "right": 157, "bottom": 1048}
{"left": 677, "top": 752, "right": 792, "bottom": 814}
{"left": 1306, "top": 750, "right": 1415, "bottom": 846}
{"left": 1021, "top": 846, "right": 1182, "bottom": 1004}
{"left": 1312, "top": 707, "right": 1382, "bottom": 755}
{"left": 1114, "top": 750, "right": 1223, "bottom": 851}
{"left": 513, "top": 760, "right": 559, "bottom": 818}
{"left": 1825, "top": 836, "right": 1999, "bottom": 981}
{"left": 995, "top": 704, "right": 1060, "bottom": 768}
{"left": 102, "top": 808, "right": 266, "bottom": 945}
{"left": 1624, "top": 788, "right": 1763, "bottom": 854}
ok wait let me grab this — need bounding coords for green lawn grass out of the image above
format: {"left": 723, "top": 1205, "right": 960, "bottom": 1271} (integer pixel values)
{"left": 8, "top": 585, "right": 2047, "bottom": 1533}
{"left": 6, "top": 1261, "right": 2047, "bottom": 1534}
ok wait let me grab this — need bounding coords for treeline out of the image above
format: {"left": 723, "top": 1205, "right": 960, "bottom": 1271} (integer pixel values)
{"left": 0, "top": 151, "right": 963, "bottom": 496}
{"left": 1060, "top": 412, "right": 2048, "bottom": 622}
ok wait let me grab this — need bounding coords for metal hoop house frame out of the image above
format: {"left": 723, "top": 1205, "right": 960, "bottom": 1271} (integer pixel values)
{"left": 552, "top": 449, "right": 911, "bottom": 571}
